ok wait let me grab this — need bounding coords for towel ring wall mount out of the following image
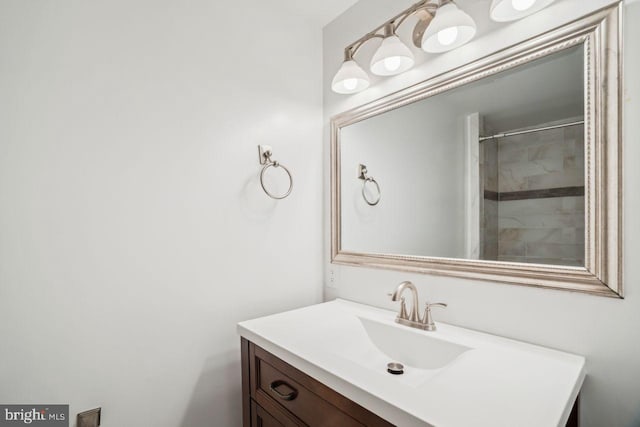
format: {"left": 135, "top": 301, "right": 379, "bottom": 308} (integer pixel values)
{"left": 258, "top": 145, "right": 293, "bottom": 200}
{"left": 358, "top": 164, "right": 381, "bottom": 206}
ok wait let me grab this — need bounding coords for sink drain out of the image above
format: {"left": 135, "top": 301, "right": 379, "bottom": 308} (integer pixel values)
{"left": 387, "top": 362, "right": 404, "bottom": 375}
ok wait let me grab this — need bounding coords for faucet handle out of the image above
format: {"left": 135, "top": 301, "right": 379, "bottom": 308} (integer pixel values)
{"left": 422, "top": 302, "right": 447, "bottom": 331}
{"left": 426, "top": 302, "right": 447, "bottom": 309}
{"left": 389, "top": 293, "right": 410, "bottom": 320}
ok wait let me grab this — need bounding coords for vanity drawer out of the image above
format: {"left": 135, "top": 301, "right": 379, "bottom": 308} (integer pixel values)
{"left": 251, "top": 399, "right": 301, "bottom": 427}
{"left": 247, "top": 341, "right": 393, "bottom": 427}
{"left": 255, "top": 355, "right": 363, "bottom": 426}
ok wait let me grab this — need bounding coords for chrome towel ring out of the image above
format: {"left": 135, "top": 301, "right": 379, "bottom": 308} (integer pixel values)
{"left": 358, "top": 164, "right": 381, "bottom": 206}
{"left": 258, "top": 145, "right": 293, "bottom": 200}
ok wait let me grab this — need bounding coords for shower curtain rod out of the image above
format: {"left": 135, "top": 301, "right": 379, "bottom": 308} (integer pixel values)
{"left": 478, "top": 120, "right": 584, "bottom": 142}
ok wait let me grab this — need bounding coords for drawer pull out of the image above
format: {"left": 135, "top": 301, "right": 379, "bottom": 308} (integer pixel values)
{"left": 269, "top": 380, "right": 298, "bottom": 401}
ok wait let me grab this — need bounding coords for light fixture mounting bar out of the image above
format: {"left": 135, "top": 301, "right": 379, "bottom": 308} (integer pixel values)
{"left": 344, "top": 0, "right": 450, "bottom": 57}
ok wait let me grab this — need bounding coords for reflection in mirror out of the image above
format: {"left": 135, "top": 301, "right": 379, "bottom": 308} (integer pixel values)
{"left": 340, "top": 45, "right": 585, "bottom": 267}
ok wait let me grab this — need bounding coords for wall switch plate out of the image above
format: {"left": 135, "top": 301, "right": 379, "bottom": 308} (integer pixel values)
{"left": 77, "top": 408, "right": 101, "bottom": 427}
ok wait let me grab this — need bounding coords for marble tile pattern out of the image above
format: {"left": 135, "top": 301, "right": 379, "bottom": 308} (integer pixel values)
{"left": 481, "top": 139, "right": 499, "bottom": 260}
{"left": 481, "top": 124, "right": 585, "bottom": 266}
{"left": 497, "top": 125, "right": 584, "bottom": 193}
{"left": 497, "top": 196, "right": 585, "bottom": 266}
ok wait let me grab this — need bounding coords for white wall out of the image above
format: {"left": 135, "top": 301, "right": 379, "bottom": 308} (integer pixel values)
{"left": 324, "top": 1, "right": 640, "bottom": 426}
{"left": 0, "top": 1, "right": 323, "bottom": 426}
{"left": 340, "top": 99, "right": 465, "bottom": 257}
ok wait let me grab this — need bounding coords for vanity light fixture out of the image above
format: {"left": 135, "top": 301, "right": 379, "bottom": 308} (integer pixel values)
{"left": 331, "top": 0, "right": 476, "bottom": 95}
{"left": 421, "top": 2, "right": 476, "bottom": 53}
{"left": 490, "top": 0, "right": 556, "bottom": 22}
{"left": 331, "top": 0, "right": 558, "bottom": 95}
{"left": 370, "top": 23, "right": 415, "bottom": 76}
{"left": 331, "top": 49, "right": 371, "bottom": 94}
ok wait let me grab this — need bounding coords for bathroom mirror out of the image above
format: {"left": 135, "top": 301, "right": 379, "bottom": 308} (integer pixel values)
{"left": 330, "top": 4, "right": 622, "bottom": 297}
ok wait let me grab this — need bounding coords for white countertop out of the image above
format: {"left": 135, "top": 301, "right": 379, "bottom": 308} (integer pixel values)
{"left": 237, "top": 299, "right": 585, "bottom": 427}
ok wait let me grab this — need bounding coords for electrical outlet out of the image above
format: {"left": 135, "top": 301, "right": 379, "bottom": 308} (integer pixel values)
{"left": 77, "top": 408, "right": 101, "bottom": 427}
{"left": 327, "top": 267, "right": 340, "bottom": 289}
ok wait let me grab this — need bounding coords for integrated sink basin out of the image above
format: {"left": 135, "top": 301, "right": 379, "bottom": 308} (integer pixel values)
{"left": 238, "top": 299, "right": 585, "bottom": 427}
{"left": 358, "top": 316, "right": 471, "bottom": 370}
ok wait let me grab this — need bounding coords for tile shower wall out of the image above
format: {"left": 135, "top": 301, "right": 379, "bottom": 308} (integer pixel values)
{"left": 493, "top": 124, "right": 585, "bottom": 266}
{"left": 481, "top": 138, "right": 499, "bottom": 260}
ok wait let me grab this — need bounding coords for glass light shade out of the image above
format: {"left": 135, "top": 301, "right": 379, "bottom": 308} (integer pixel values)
{"left": 331, "top": 60, "right": 370, "bottom": 94}
{"left": 490, "top": 0, "right": 556, "bottom": 22}
{"left": 370, "top": 35, "right": 415, "bottom": 76}
{"left": 421, "top": 3, "right": 477, "bottom": 53}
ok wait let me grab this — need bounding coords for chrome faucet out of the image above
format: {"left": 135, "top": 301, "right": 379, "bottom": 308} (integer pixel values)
{"left": 390, "top": 281, "right": 420, "bottom": 323}
{"left": 389, "top": 281, "right": 447, "bottom": 331}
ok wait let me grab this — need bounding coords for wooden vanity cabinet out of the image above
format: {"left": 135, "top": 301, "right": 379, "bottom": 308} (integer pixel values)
{"left": 241, "top": 338, "right": 393, "bottom": 427}
{"left": 241, "top": 338, "right": 579, "bottom": 427}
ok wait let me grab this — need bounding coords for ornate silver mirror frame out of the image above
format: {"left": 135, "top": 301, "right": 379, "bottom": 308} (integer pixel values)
{"left": 330, "top": 3, "right": 623, "bottom": 298}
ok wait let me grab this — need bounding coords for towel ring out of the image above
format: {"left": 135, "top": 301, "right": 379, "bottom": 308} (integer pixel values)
{"left": 362, "top": 177, "right": 381, "bottom": 206}
{"left": 258, "top": 145, "right": 293, "bottom": 200}
{"left": 358, "top": 164, "right": 381, "bottom": 206}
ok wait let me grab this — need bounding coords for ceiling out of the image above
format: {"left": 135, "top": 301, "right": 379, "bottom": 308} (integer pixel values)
{"left": 277, "top": 0, "right": 359, "bottom": 26}
{"left": 439, "top": 44, "right": 585, "bottom": 132}
{"left": 345, "top": 44, "right": 585, "bottom": 142}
